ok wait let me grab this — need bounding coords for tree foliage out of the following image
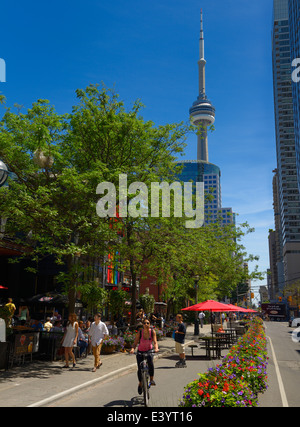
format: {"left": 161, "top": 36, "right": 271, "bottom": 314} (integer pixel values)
{"left": 0, "top": 84, "right": 189, "bottom": 313}
{"left": 108, "top": 289, "right": 128, "bottom": 319}
{"left": 139, "top": 293, "right": 155, "bottom": 315}
{"left": 78, "top": 281, "right": 108, "bottom": 314}
{"left": 0, "top": 84, "right": 263, "bottom": 317}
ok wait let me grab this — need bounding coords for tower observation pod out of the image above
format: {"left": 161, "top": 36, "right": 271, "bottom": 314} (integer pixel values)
{"left": 189, "top": 10, "right": 215, "bottom": 162}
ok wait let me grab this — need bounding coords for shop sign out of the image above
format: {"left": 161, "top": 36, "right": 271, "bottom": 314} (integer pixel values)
{"left": 261, "top": 303, "right": 286, "bottom": 318}
{"left": 14, "top": 333, "right": 39, "bottom": 355}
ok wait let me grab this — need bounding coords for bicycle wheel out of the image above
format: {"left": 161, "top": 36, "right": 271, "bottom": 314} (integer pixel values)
{"left": 142, "top": 370, "right": 150, "bottom": 407}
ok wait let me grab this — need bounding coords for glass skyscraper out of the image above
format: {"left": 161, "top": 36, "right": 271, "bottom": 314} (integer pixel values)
{"left": 271, "top": 0, "right": 300, "bottom": 291}
{"left": 288, "top": 0, "right": 300, "bottom": 192}
{"left": 177, "top": 160, "right": 234, "bottom": 225}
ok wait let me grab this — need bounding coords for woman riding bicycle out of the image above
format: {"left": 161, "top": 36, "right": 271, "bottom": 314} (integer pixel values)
{"left": 130, "top": 318, "right": 159, "bottom": 395}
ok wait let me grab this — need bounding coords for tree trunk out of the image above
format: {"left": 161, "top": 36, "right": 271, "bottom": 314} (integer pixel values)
{"left": 68, "top": 285, "right": 77, "bottom": 314}
{"left": 166, "top": 298, "right": 173, "bottom": 321}
{"left": 127, "top": 223, "right": 137, "bottom": 326}
{"left": 130, "top": 256, "right": 137, "bottom": 325}
{"left": 67, "top": 255, "right": 77, "bottom": 314}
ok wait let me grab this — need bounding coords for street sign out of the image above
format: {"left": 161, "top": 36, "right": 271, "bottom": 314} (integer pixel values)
{"left": 261, "top": 303, "right": 286, "bottom": 319}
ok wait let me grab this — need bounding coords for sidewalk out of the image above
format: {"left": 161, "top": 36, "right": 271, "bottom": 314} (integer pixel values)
{"left": 0, "top": 324, "right": 211, "bottom": 407}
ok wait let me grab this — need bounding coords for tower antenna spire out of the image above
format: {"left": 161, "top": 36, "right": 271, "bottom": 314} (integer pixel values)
{"left": 200, "top": 8, "right": 204, "bottom": 60}
{"left": 198, "top": 9, "right": 206, "bottom": 97}
{"left": 189, "top": 9, "right": 215, "bottom": 162}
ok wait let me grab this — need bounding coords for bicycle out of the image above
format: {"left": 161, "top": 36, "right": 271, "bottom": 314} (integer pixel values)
{"left": 136, "top": 349, "right": 157, "bottom": 407}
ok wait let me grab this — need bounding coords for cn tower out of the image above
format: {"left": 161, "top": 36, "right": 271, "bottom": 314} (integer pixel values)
{"left": 189, "top": 10, "right": 215, "bottom": 162}
{"left": 176, "top": 11, "right": 234, "bottom": 227}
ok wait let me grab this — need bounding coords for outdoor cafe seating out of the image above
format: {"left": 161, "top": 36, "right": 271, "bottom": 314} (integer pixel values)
{"left": 198, "top": 336, "right": 225, "bottom": 359}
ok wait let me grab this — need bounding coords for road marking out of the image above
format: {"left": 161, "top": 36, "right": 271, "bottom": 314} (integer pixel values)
{"left": 267, "top": 335, "right": 289, "bottom": 408}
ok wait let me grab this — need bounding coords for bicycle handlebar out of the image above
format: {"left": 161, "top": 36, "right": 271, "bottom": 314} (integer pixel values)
{"left": 135, "top": 349, "right": 159, "bottom": 356}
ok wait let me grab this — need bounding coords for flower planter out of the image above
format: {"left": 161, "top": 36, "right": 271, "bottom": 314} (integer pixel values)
{"left": 180, "top": 318, "right": 268, "bottom": 407}
{"left": 101, "top": 345, "right": 116, "bottom": 355}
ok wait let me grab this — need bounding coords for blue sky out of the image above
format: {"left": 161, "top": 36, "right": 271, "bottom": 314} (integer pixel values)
{"left": 0, "top": 0, "right": 277, "bottom": 301}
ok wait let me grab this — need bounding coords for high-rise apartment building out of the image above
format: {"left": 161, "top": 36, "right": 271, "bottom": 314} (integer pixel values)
{"left": 268, "top": 230, "right": 278, "bottom": 300}
{"left": 288, "top": 0, "right": 300, "bottom": 192}
{"left": 177, "top": 11, "right": 234, "bottom": 226}
{"left": 271, "top": 0, "right": 300, "bottom": 291}
{"left": 268, "top": 169, "right": 284, "bottom": 299}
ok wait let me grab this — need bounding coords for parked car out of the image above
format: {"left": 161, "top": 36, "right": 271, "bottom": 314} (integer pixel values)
{"left": 291, "top": 318, "right": 300, "bottom": 327}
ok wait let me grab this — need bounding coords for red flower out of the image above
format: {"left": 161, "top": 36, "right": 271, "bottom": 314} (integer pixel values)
{"left": 223, "top": 382, "right": 230, "bottom": 392}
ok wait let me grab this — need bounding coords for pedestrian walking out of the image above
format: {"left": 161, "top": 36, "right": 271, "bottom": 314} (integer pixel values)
{"left": 88, "top": 313, "right": 109, "bottom": 372}
{"left": 174, "top": 314, "right": 187, "bottom": 368}
{"left": 77, "top": 320, "right": 88, "bottom": 357}
{"left": 62, "top": 313, "right": 79, "bottom": 369}
{"left": 17, "top": 303, "right": 30, "bottom": 325}
{"left": 84, "top": 319, "right": 92, "bottom": 355}
{"left": 4, "top": 298, "right": 16, "bottom": 327}
{"left": 198, "top": 311, "right": 205, "bottom": 328}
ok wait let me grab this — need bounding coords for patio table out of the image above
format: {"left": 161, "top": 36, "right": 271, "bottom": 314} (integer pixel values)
{"left": 198, "top": 336, "right": 223, "bottom": 360}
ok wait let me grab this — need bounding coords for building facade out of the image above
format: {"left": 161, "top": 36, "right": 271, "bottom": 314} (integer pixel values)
{"left": 288, "top": 0, "right": 300, "bottom": 192}
{"left": 271, "top": 0, "right": 300, "bottom": 292}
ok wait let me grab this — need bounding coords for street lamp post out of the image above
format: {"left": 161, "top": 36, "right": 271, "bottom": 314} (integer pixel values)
{"left": 0, "top": 160, "right": 8, "bottom": 239}
{"left": 0, "top": 160, "right": 8, "bottom": 187}
{"left": 194, "top": 275, "right": 200, "bottom": 335}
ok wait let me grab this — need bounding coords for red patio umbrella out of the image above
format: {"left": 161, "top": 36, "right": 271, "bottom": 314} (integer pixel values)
{"left": 225, "top": 305, "right": 257, "bottom": 313}
{"left": 182, "top": 300, "right": 238, "bottom": 312}
{"left": 223, "top": 303, "right": 248, "bottom": 312}
{"left": 182, "top": 300, "right": 238, "bottom": 335}
{"left": 243, "top": 308, "right": 258, "bottom": 313}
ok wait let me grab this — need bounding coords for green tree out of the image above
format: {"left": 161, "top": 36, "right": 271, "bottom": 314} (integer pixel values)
{"left": 144, "top": 216, "right": 263, "bottom": 316}
{"left": 108, "top": 289, "right": 128, "bottom": 320}
{"left": 139, "top": 293, "right": 155, "bottom": 316}
{"left": 78, "top": 281, "right": 108, "bottom": 314}
{"left": 0, "top": 84, "right": 189, "bottom": 314}
{"left": 0, "top": 94, "right": 115, "bottom": 312}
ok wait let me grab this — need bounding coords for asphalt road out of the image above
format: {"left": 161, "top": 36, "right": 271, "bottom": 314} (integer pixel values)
{"left": 2, "top": 322, "right": 299, "bottom": 408}
{"left": 49, "top": 321, "right": 300, "bottom": 408}
{"left": 46, "top": 353, "right": 218, "bottom": 407}
{"left": 258, "top": 321, "right": 300, "bottom": 407}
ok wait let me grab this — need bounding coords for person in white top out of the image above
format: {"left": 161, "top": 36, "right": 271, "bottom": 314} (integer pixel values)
{"left": 88, "top": 313, "right": 109, "bottom": 372}
{"left": 198, "top": 311, "right": 205, "bottom": 328}
{"left": 62, "top": 313, "right": 79, "bottom": 368}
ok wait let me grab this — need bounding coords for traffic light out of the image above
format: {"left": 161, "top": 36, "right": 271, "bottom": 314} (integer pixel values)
{"left": 278, "top": 296, "right": 282, "bottom": 302}
{"left": 251, "top": 292, "right": 254, "bottom": 299}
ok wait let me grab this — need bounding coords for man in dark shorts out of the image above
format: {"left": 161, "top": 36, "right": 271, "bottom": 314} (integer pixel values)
{"left": 174, "top": 314, "right": 186, "bottom": 367}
